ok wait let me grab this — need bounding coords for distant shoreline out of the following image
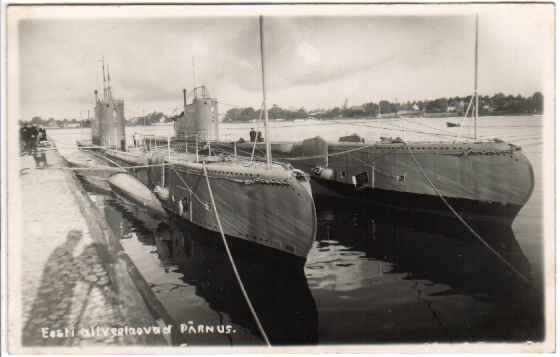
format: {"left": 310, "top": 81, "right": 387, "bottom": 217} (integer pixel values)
{"left": 32, "top": 113, "right": 542, "bottom": 129}
{"left": 221, "top": 113, "right": 543, "bottom": 124}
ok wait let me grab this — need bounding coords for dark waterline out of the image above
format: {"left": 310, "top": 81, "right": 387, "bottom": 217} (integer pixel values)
{"left": 84, "top": 181, "right": 544, "bottom": 346}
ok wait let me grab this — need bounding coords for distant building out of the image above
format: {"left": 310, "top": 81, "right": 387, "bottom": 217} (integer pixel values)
{"left": 397, "top": 103, "right": 422, "bottom": 117}
{"left": 308, "top": 109, "right": 326, "bottom": 117}
{"left": 397, "top": 109, "right": 423, "bottom": 118}
{"left": 348, "top": 105, "right": 365, "bottom": 113}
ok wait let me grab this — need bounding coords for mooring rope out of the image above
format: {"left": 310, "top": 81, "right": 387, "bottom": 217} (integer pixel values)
{"left": 82, "top": 148, "right": 128, "bottom": 170}
{"left": 48, "top": 163, "right": 168, "bottom": 171}
{"left": 399, "top": 116, "right": 458, "bottom": 137}
{"left": 169, "top": 166, "right": 210, "bottom": 208}
{"left": 285, "top": 145, "right": 374, "bottom": 161}
{"left": 329, "top": 120, "right": 462, "bottom": 139}
{"left": 349, "top": 155, "right": 396, "bottom": 178}
{"left": 55, "top": 144, "right": 114, "bottom": 150}
{"left": 202, "top": 162, "right": 271, "bottom": 346}
{"left": 404, "top": 145, "right": 531, "bottom": 284}
{"left": 224, "top": 141, "right": 374, "bottom": 162}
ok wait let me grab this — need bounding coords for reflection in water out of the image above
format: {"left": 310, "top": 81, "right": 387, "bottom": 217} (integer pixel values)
{"left": 171, "top": 221, "right": 319, "bottom": 345}
{"left": 88, "top": 185, "right": 543, "bottom": 345}
{"left": 307, "top": 202, "right": 543, "bottom": 343}
{"left": 94, "top": 192, "right": 318, "bottom": 345}
{"left": 313, "top": 203, "right": 533, "bottom": 295}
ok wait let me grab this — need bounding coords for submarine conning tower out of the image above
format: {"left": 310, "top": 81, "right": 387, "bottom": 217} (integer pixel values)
{"left": 174, "top": 85, "right": 219, "bottom": 142}
{"left": 92, "top": 64, "right": 126, "bottom": 151}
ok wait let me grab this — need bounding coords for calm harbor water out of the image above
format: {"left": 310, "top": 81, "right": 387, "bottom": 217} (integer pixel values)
{"left": 50, "top": 115, "right": 545, "bottom": 345}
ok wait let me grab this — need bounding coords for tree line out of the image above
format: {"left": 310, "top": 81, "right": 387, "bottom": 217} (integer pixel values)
{"left": 20, "top": 92, "right": 543, "bottom": 125}
{"left": 19, "top": 111, "right": 173, "bottom": 127}
{"left": 127, "top": 112, "right": 173, "bottom": 126}
{"left": 223, "top": 104, "right": 308, "bottom": 123}
{"left": 18, "top": 116, "right": 89, "bottom": 128}
{"left": 223, "top": 92, "right": 544, "bottom": 122}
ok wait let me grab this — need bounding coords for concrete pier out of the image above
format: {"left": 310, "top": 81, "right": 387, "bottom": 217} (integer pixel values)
{"left": 19, "top": 149, "right": 170, "bottom": 347}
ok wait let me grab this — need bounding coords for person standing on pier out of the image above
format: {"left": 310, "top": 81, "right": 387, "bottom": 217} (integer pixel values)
{"left": 38, "top": 127, "right": 47, "bottom": 143}
{"left": 20, "top": 123, "right": 30, "bottom": 155}
{"left": 28, "top": 124, "right": 39, "bottom": 151}
{"left": 249, "top": 128, "right": 256, "bottom": 142}
{"left": 31, "top": 144, "right": 47, "bottom": 168}
{"left": 26, "top": 124, "right": 47, "bottom": 168}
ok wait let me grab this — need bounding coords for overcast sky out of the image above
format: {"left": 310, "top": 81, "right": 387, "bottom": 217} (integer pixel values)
{"left": 15, "top": 6, "right": 553, "bottom": 120}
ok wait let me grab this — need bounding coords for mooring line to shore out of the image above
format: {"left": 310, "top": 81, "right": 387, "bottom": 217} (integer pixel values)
{"left": 83, "top": 148, "right": 128, "bottom": 170}
{"left": 202, "top": 162, "right": 272, "bottom": 347}
{"left": 405, "top": 145, "right": 531, "bottom": 285}
{"left": 55, "top": 144, "right": 116, "bottom": 149}
{"left": 47, "top": 162, "right": 168, "bottom": 171}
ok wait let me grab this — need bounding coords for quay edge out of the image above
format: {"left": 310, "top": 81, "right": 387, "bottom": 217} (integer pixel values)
{"left": 59, "top": 150, "right": 180, "bottom": 345}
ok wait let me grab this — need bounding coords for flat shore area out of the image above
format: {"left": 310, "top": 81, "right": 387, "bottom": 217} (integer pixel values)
{"left": 18, "top": 148, "right": 171, "bottom": 348}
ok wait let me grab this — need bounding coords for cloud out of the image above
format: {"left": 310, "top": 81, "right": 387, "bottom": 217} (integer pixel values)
{"left": 15, "top": 10, "right": 552, "bottom": 119}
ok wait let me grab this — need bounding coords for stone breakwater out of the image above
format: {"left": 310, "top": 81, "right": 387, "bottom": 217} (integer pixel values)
{"left": 18, "top": 150, "right": 168, "bottom": 348}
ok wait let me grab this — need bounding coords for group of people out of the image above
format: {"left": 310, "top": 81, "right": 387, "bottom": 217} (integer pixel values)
{"left": 249, "top": 128, "right": 264, "bottom": 143}
{"left": 20, "top": 123, "right": 48, "bottom": 168}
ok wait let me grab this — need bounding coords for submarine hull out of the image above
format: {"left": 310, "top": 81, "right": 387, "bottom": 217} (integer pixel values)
{"left": 160, "top": 163, "right": 316, "bottom": 259}
{"left": 310, "top": 178, "right": 524, "bottom": 226}
{"left": 99, "top": 149, "right": 317, "bottom": 259}
{"left": 236, "top": 138, "right": 535, "bottom": 226}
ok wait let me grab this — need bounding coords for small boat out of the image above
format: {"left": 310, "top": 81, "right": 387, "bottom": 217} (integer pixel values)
{"left": 446, "top": 122, "right": 461, "bottom": 127}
